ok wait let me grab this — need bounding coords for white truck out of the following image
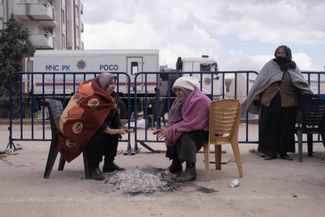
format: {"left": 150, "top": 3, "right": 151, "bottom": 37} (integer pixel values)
{"left": 24, "top": 50, "right": 220, "bottom": 95}
{"left": 24, "top": 49, "right": 160, "bottom": 95}
{"left": 23, "top": 50, "right": 220, "bottom": 117}
{"left": 175, "top": 55, "right": 221, "bottom": 97}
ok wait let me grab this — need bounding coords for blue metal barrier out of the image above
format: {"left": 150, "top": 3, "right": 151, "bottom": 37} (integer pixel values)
{"left": 133, "top": 71, "right": 260, "bottom": 152}
{"left": 6, "top": 72, "right": 132, "bottom": 154}
{"left": 5, "top": 70, "right": 325, "bottom": 154}
{"left": 317, "top": 94, "right": 325, "bottom": 100}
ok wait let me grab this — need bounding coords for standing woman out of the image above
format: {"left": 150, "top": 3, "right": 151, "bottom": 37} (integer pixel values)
{"left": 58, "top": 72, "right": 128, "bottom": 180}
{"left": 153, "top": 76, "right": 211, "bottom": 181}
{"left": 242, "top": 45, "right": 312, "bottom": 160}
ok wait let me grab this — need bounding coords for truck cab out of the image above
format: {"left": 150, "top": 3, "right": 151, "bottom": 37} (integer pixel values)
{"left": 180, "top": 56, "right": 218, "bottom": 72}
{"left": 175, "top": 55, "right": 221, "bottom": 98}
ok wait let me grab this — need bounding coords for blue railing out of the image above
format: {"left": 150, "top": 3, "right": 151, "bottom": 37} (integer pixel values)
{"left": 4, "top": 70, "right": 325, "bottom": 154}
{"left": 132, "top": 71, "right": 259, "bottom": 152}
{"left": 6, "top": 72, "right": 132, "bottom": 153}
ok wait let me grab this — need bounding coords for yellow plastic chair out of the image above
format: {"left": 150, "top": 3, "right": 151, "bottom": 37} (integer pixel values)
{"left": 203, "top": 99, "right": 243, "bottom": 181}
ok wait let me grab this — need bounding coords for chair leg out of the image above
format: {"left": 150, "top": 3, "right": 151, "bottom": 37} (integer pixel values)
{"left": 297, "top": 130, "right": 303, "bottom": 162}
{"left": 215, "top": 145, "right": 222, "bottom": 170}
{"left": 307, "top": 134, "right": 313, "bottom": 157}
{"left": 58, "top": 155, "right": 66, "bottom": 171}
{"left": 230, "top": 141, "right": 243, "bottom": 177}
{"left": 43, "top": 140, "right": 59, "bottom": 178}
{"left": 83, "top": 152, "right": 90, "bottom": 179}
{"left": 203, "top": 143, "right": 210, "bottom": 181}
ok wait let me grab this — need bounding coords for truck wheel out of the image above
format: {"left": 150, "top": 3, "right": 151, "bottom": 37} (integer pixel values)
{"left": 118, "top": 99, "right": 128, "bottom": 119}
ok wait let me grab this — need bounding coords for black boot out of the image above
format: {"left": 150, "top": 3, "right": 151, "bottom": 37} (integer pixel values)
{"left": 279, "top": 154, "right": 293, "bottom": 161}
{"left": 168, "top": 159, "right": 183, "bottom": 174}
{"left": 103, "top": 158, "right": 125, "bottom": 172}
{"left": 264, "top": 155, "right": 277, "bottom": 160}
{"left": 89, "top": 166, "right": 105, "bottom": 181}
{"left": 178, "top": 162, "right": 197, "bottom": 182}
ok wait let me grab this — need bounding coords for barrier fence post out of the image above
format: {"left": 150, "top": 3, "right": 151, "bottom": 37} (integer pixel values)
{"left": 5, "top": 73, "right": 22, "bottom": 154}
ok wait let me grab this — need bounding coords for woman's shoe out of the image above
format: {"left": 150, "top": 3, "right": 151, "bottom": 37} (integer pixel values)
{"left": 264, "top": 155, "right": 277, "bottom": 160}
{"left": 280, "top": 154, "right": 293, "bottom": 161}
{"left": 178, "top": 167, "right": 197, "bottom": 182}
{"left": 168, "top": 160, "right": 183, "bottom": 174}
{"left": 256, "top": 149, "right": 266, "bottom": 157}
{"left": 103, "top": 162, "right": 125, "bottom": 172}
{"left": 89, "top": 167, "right": 105, "bottom": 180}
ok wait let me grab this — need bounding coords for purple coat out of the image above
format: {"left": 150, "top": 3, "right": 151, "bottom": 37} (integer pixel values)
{"left": 166, "top": 88, "right": 211, "bottom": 146}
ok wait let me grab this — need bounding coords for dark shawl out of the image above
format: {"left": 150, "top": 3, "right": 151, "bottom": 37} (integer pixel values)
{"left": 241, "top": 60, "right": 311, "bottom": 114}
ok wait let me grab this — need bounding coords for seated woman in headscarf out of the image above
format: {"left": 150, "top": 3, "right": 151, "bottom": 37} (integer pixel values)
{"left": 153, "top": 76, "right": 211, "bottom": 182}
{"left": 58, "top": 72, "right": 129, "bottom": 180}
{"left": 242, "top": 45, "right": 312, "bottom": 160}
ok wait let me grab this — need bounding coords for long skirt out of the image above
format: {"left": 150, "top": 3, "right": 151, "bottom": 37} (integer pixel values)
{"left": 258, "top": 93, "right": 296, "bottom": 156}
{"left": 166, "top": 130, "right": 208, "bottom": 163}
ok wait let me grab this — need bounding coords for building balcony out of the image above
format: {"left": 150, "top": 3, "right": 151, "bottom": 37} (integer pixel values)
{"left": 0, "top": 4, "right": 3, "bottom": 17}
{"left": 29, "top": 33, "right": 54, "bottom": 49}
{"left": 38, "top": 20, "right": 57, "bottom": 27}
{"left": 81, "top": 22, "right": 84, "bottom": 33}
{"left": 15, "top": 1, "right": 54, "bottom": 20}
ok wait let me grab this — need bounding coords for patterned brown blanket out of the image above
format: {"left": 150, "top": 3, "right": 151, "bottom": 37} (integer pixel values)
{"left": 58, "top": 78, "right": 115, "bottom": 162}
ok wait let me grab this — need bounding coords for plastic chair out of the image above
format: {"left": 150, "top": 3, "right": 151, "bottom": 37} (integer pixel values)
{"left": 203, "top": 99, "right": 243, "bottom": 181}
{"left": 43, "top": 99, "right": 90, "bottom": 179}
{"left": 295, "top": 95, "right": 325, "bottom": 162}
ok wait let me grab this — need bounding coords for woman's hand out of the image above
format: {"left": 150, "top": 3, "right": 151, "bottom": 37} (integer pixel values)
{"left": 152, "top": 128, "right": 168, "bottom": 140}
{"left": 104, "top": 127, "right": 130, "bottom": 135}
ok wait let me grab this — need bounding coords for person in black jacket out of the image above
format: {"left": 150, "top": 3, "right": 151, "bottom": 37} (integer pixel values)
{"left": 85, "top": 73, "right": 129, "bottom": 180}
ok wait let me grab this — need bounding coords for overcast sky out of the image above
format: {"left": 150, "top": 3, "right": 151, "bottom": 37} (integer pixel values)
{"left": 81, "top": 0, "right": 325, "bottom": 72}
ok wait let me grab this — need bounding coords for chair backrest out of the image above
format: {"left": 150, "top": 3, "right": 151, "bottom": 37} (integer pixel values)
{"left": 300, "top": 95, "right": 325, "bottom": 132}
{"left": 208, "top": 99, "right": 241, "bottom": 144}
{"left": 45, "top": 99, "right": 63, "bottom": 139}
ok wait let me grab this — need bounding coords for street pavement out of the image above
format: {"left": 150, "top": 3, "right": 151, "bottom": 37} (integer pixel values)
{"left": 1, "top": 123, "right": 325, "bottom": 217}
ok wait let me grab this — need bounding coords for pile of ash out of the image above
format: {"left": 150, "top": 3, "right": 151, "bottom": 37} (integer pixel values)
{"left": 104, "top": 167, "right": 180, "bottom": 195}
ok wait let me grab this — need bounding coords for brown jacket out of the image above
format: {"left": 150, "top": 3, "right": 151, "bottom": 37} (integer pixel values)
{"left": 260, "top": 72, "right": 298, "bottom": 107}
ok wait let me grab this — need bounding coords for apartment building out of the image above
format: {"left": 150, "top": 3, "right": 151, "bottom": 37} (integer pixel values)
{"left": 0, "top": 0, "right": 83, "bottom": 50}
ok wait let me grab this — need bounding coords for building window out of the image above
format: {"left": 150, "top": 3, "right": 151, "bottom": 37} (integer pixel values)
{"left": 80, "top": 3, "right": 83, "bottom": 15}
{"left": 61, "top": 9, "right": 65, "bottom": 23}
{"left": 75, "top": 26, "right": 80, "bottom": 47}
{"left": 75, "top": 5, "right": 80, "bottom": 26}
{"left": 62, "top": 34, "right": 66, "bottom": 49}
